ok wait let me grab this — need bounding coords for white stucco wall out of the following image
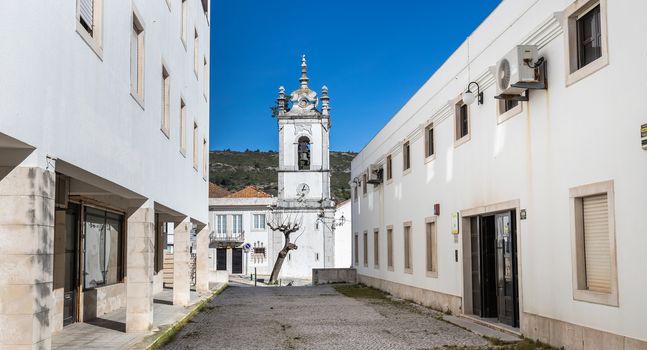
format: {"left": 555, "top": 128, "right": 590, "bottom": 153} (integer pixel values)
{"left": 0, "top": 0, "right": 210, "bottom": 222}
{"left": 351, "top": 0, "right": 647, "bottom": 342}
{"left": 334, "top": 200, "right": 352, "bottom": 268}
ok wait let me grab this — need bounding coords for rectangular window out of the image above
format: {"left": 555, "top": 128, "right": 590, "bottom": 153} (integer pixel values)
{"left": 404, "top": 223, "right": 412, "bottom": 273}
{"left": 403, "top": 141, "right": 410, "bottom": 171}
{"left": 232, "top": 214, "right": 243, "bottom": 234}
{"left": 215, "top": 214, "right": 227, "bottom": 234}
{"left": 77, "top": 0, "right": 103, "bottom": 55}
{"left": 457, "top": 103, "right": 469, "bottom": 140}
{"left": 193, "top": 122, "right": 199, "bottom": 170}
{"left": 424, "top": 124, "right": 434, "bottom": 158}
{"left": 253, "top": 214, "right": 266, "bottom": 230}
{"left": 426, "top": 220, "right": 437, "bottom": 276}
{"left": 161, "top": 66, "right": 170, "bottom": 136}
{"left": 84, "top": 208, "right": 124, "bottom": 289}
{"left": 202, "top": 138, "right": 208, "bottom": 179}
{"left": 570, "top": 180, "right": 618, "bottom": 306}
{"left": 130, "top": 15, "right": 145, "bottom": 105}
{"left": 180, "top": 99, "right": 187, "bottom": 155}
{"left": 203, "top": 57, "right": 209, "bottom": 99}
{"left": 363, "top": 231, "right": 368, "bottom": 267}
{"left": 386, "top": 154, "right": 392, "bottom": 180}
{"left": 576, "top": 5, "right": 602, "bottom": 69}
{"left": 194, "top": 29, "right": 200, "bottom": 76}
{"left": 387, "top": 227, "right": 393, "bottom": 269}
{"left": 362, "top": 173, "right": 367, "bottom": 194}
{"left": 564, "top": 0, "right": 608, "bottom": 85}
{"left": 353, "top": 185, "right": 358, "bottom": 201}
{"left": 181, "top": 0, "right": 188, "bottom": 45}
{"left": 373, "top": 229, "right": 379, "bottom": 268}
{"left": 354, "top": 233, "right": 359, "bottom": 265}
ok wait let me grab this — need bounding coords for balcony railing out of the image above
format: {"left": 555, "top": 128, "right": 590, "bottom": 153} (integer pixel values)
{"left": 209, "top": 230, "right": 245, "bottom": 247}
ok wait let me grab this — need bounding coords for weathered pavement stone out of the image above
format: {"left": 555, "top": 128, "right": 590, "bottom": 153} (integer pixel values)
{"left": 162, "top": 284, "right": 490, "bottom": 350}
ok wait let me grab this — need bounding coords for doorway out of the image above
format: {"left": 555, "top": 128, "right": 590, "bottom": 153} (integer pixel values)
{"left": 216, "top": 248, "right": 227, "bottom": 271}
{"left": 63, "top": 203, "right": 80, "bottom": 326}
{"left": 469, "top": 210, "right": 519, "bottom": 327}
{"left": 232, "top": 248, "right": 243, "bottom": 274}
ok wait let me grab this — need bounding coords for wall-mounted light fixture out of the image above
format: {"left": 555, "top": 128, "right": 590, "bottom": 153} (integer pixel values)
{"left": 462, "top": 81, "right": 483, "bottom": 106}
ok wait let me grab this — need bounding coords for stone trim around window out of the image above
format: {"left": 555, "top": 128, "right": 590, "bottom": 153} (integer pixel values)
{"left": 76, "top": 0, "right": 104, "bottom": 59}
{"left": 562, "top": 0, "right": 609, "bottom": 86}
{"left": 453, "top": 95, "right": 471, "bottom": 148}
{"left": 496, "top": 100, "right": 524, "bottom": 125}
{"left": 569, "top": 179, "right": 618, "bottom": 307}
{"left": 403, "top": 221, "right": 413, "bottom": 274}
{"left": 425, "top": 216, "right": 438, "bottom": 278}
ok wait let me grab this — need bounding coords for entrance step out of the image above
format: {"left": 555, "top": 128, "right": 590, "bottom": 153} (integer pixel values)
{"left": 443, "top": 315, "right": 522, "bottom": 343}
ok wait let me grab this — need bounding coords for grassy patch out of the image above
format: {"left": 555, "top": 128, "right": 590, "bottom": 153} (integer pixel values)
{"left": 333, "top": 284, "right": 388, "bottom": 300}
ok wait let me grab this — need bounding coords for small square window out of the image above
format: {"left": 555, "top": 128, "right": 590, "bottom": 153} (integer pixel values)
{"left": 497, "top": 98, "right": 523, "bottom": 124}
{"left": 76, "top": 0, "right": 103, "bottom": 57}
{"left": 362, "top": 173, "right": 367, "bottom": 195}
{"left": 576, "top": 5, "right": 602, "bottom": 69}
{"left": 373, "top": 229, "right": 379, "bottom": 268}
{"left": 426, "top": 218, "right": 438, "bottom": 277}
{"left": 386, "top": 154, "right": 393, "bottom": 180}
{"left": 363, "top": 231, "right": 368, "bottom": 267}
{"left": 386, "top": 226, "right": 393, "bottom": 270}
{"left": 130, "top": 14, "right": 145, "bottom": 106}
{"left": 403, "top": 223, "right": 412, "bottom": 274}
{"left": 161, "top": 66, "right": 171, "bottom": 136}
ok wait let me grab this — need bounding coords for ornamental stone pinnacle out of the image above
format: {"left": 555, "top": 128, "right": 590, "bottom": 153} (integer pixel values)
{"left": 300, "top": 54, "right": 309, "bottom": 88}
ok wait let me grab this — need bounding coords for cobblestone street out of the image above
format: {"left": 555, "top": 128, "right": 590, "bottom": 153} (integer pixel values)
{"left": 161, "top": 283, "right": 491, "bottom": 350}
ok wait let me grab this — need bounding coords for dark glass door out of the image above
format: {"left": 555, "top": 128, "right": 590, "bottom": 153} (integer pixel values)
{"left": 63, "top": 204, "right": 79, "bottom": 326}
{"left": 470, "top": 217, "right": 481, "bottom": 316}
{"left": 232, "top": 248, "right": 243, "bottom": 274}
{"left": 495, "top": 211, "right": 518, "bottom": 327}
{"left": 216, "top": 248, "right": 227, "bottom": 271}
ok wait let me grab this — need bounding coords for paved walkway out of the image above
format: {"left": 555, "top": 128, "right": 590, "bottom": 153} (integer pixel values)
{"left": 52, "top": 284, "right": 225, "bottom": 350}
{"left": 162, "top": 283, "right": 493, "bottom": 350}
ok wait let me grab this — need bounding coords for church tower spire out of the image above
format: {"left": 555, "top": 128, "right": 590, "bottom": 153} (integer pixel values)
{"left": 300, "top": 54, "right": 309, "bottom": 88}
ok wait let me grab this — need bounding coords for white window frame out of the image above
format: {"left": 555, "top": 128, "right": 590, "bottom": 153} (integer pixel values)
{"left": 403, "top": 222, "right": 413, "bottom": 274}
{"left": 402, "top": 141, "right": 411, "bottom": 175}
{"left": 454, "top": 96, "right": 471, "bottom": 148}
{"left": 215, "top": 214, "right": 227, "bottom": 234}
{"left": 193, "top": 122, "right": 199, "bottom": 171}
{"left": 232, "top": 214, "right": 243, "bottom": 235}
{"left": 161, "top": 65, "right": 171, "bottom": 137}
{"left": 425, "top": 216, "right": 438, "bottom": 278}
{"left": 385, "top": 154, "right": 393, "bottom": 183}
{"left": 130, "top": 11, "right": 145, "bottom": 108}
{"left": 562, "top": 0, "right": 609, "bottom": 86}
{"left": 496, "top": 99, "right": 523, "bottom": 124}
{"left": 179, "top": 98, "right": 187, "bottom": 156}
{"left": 252, "top": 213, "right": 266, "bottom": 231}
{"left": 569, "top": 180, "right": 618, "bottom": 306}
{"left": 424, "top": 123, "right": 436, "bottom": 162}
{"left": 76, "top": 0, "right": 103, "bottom": 58}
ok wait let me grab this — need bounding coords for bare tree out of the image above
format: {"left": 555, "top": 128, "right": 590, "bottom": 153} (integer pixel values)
{"left": 267, "top": 209, "right": 303, "bottom": 284}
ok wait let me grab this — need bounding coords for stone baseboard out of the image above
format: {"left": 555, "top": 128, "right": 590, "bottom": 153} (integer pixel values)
{"left": 522, "top": 312, "right": 647, "bottom": 350}
{"left": 357, "top": 274, "right": 462, "bottom": 315}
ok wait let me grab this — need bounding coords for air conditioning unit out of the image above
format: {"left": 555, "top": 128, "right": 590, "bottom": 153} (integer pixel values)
{"left": 496, "top": 45, "right": 540, "bottom": 96}
{"left": 367, "top": 164, "right": 383, "bottom": 185}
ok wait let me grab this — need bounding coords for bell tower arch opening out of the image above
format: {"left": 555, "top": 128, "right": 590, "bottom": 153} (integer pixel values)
{"left": 297, "top": 136, "right": 311, "bottom": 170}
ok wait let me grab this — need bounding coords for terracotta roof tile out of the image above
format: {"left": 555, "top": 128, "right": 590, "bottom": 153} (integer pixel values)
{"left": 226, "top": 186, "right": 272, "bottom": 198}
{"left": 209, "top": 183, "right": 231, "bottom": 198}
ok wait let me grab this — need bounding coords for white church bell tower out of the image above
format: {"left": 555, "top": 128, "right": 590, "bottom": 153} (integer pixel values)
{"left": 272, "top": 55, "right": 336, "bottom": 279}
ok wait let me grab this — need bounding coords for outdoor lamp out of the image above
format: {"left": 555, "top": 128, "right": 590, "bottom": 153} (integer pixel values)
{"left": 338, "top": 214, "right": 346, "bottom": 226}
{"left": 463, "top": 81, "right": 483, "bottom": 105}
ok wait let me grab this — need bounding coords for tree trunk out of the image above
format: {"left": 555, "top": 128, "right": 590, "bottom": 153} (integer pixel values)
{"left": 269, "top": 239, "right": 297, "bottom": 284}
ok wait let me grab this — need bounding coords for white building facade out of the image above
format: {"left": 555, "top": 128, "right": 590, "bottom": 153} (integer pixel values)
{"left": 0, "top": 0, "right": 210, "bottom": 348}
{"left": 351, "top": 0, "right": 647, "bottom": 348}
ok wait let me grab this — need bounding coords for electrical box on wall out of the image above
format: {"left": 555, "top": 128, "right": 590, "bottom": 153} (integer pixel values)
{"left": 641, "top": 123, "right": 647, "bottom": 150}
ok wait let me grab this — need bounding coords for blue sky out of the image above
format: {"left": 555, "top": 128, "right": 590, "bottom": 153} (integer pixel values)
{"left": 211, "top": 0, "right": 502, "bottom": 152}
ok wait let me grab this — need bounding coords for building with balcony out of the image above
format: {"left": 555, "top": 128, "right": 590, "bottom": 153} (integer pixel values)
{"left": 350, "top": 0, "right": 647, "bottom": 348}
{"left": 0, "top": 0, "right": 211, "bottom": 348}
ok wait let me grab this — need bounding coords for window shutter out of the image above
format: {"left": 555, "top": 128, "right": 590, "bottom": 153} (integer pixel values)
{"left": 583, "top": 193, "right": 611, "bottom": 293}
{"left": 79, "top": 0, "right": 94, "bottom": 28}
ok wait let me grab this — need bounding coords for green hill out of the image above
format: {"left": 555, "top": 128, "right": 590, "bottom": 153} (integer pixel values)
{"left": 209, "top": 150, "right": 357, "bottom": 200}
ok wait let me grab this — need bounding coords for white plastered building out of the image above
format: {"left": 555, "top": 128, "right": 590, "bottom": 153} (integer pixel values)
{"left": 0, "top": 0, "right": 211, "bottom": 348}
{"left": 351, "top": 0, "right": 647, "bottom": 348}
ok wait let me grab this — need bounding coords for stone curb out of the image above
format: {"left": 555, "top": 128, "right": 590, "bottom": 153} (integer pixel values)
{"left": 141, "top": 284, "right": 229, "bottom": 350}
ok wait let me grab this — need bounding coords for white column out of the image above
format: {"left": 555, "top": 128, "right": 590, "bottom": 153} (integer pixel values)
{"left": 126, "top": 200, "right": 155, "bottom": 332}
{"left": 195, "top": 226, "right": 210, "bottom": 292}
{"left": 173, "top": 218, "right": 191, "bottom": 306}
{"left": 0, "top": 166, "right": 55, "bottom": 349}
